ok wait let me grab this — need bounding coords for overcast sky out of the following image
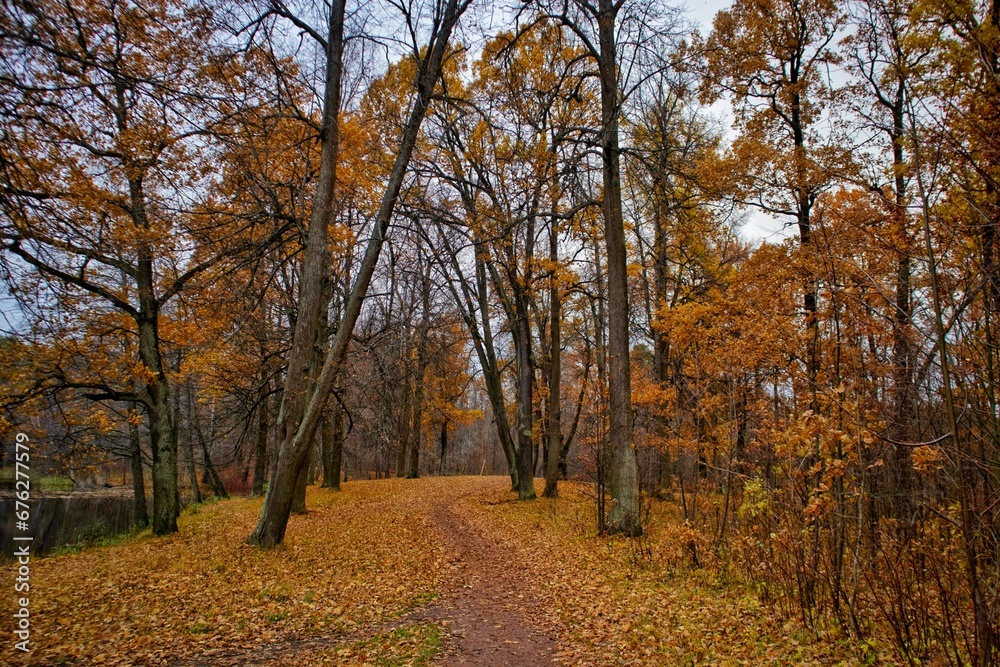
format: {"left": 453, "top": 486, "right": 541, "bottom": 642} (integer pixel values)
{"left": 683, "top": 0, "right": 794, "bottom": 244}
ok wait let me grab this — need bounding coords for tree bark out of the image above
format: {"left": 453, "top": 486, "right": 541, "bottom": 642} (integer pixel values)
{"left": 515, "top": 292, "right": 537, "bottom": 499}
{"left": 888, "top": 79, "right": 914, "bottom": 521}
{"left": 439, "top": 419, "right": 449, "bottom": 475}
{"left": 291, "top": 457, "right": 308, "bottom": 514}
{"left": 409, "top": 251, "right": 432, "bottom": 479}
{"left": 396, "top": 361, "right": 412, "bottom": 477}
{"left": 408, "top": 362, "right": 426, "bottom": 479}
{"left": 248, "top": 0, "right": 347, "bottom": 543}
{"left": 199, "top": 432, "right": 228, "bottom": 499}
{"left": 430, "top": 146, "right": 520, "bottom": 490}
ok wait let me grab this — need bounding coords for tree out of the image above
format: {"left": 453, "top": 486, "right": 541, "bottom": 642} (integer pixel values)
{"left": 0, "top": 0, "right": 281, "bottom": 534}
{"left": 248, "top": 0, "right": 473, "bottom": 547}
{"left": 535, "top": 0, "right": 682, "bottom": 533}
{"left": 703, "top": 0, "right": 844, "bottom": 421}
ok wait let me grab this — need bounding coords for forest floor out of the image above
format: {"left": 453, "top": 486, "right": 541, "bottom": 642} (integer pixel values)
{"left": 1, "top": 476, "right": 895, "bottom": 666}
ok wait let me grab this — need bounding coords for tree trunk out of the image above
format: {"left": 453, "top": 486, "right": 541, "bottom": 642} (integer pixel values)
{"left": 888, "top": 80, "right": 914, "bottom": 521}
{"left": 184, "top": 381, "right": 202, "bottom": 505}
{"left": 914, "top": 130, "right": 995, "bottom": 667}
{"left": 515, "top": 296, "right": 537, "bottom": 499}
{"left": 407, "top": 367, "right": 424, "bottom": 478}
{"left": 248, "top": 0, "right": 347, "bottom": 543}
{"left": 306, "top": 444, "right": 317, "bottom": 485}
{"left": 248, "top": 0, "right": 469, "bottom": 547}
{"left": 543, "top": 222, "right": 562, "bottom": 498}
{"left": 129, "top": 420, "right": 149, "bottom": 528}
{"left": 396, "top": 364, "right": 412, "bottom": 477}
{"left": 146, "top": 372, "right": 177, "bottom": 535}
{"left": 475, "top": 252, "right": 519, "bottom": 491}
{"left": 439, "top": 419, "right": 449, "bottom": 476}
{"left": 594, "top": 4, "right": 641, "bottom": 532}
{"left": 409, "top": 251, "right": 432, "bottom": 479}
{"left": 252, "top": 392, "right": 269, "bottom": 497}
{"left": 185, "top": 428, "right": 201, "bottom": 504}
{"left": 291, "top": 459, "right": 308, "bottom": 514}
{"left": 322, "top": 406, "right": 344, "bottom": 490}
{"left": 200, "top": 437, "right": 228, "bottom": 498}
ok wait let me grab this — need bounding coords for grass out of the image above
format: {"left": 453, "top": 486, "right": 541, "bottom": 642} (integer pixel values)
{"left": 45, "top": 494, "right": 226, "bottom": 557}
{"left": 347, "top": 623, "right": 444, "bottom": 666}
{"left": 0, "top": 468, "right": 74, "bottom": 491}
{"left": 47, "top": 523, "right": 152, "bottom": 557}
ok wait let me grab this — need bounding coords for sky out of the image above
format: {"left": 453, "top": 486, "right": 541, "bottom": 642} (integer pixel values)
{"left": 682, "top": 0, "right": 794, "bottom": 245}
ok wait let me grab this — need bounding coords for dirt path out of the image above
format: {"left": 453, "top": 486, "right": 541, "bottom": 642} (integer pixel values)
{"left": 415, "top": 492, "right": 560, "bottom": 666}
{"left": 168, "top": 478, "right": 561, "bottom": 667}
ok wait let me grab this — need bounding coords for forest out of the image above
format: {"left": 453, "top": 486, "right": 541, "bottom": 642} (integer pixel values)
{"left": 0, "top": 0, "right": 998, "bottom": 664}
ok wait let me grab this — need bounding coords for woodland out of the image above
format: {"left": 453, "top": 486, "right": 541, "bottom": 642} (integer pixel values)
{"left": 0, "top": 0, "right": 998, "bottom": 664}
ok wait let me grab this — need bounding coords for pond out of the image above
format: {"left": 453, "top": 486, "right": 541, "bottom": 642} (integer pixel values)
{"left": 0, "top": 489, "right": 137, "bottom": 556}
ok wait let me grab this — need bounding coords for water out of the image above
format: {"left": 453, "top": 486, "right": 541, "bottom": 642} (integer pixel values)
{"left": 0, "top": 491, "right": 137, "bottom": 556}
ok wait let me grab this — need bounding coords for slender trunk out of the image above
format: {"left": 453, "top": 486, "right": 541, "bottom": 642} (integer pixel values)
{"left": 322, "top": 405, "right": 344, "bottom": 490}
{"left": 185, "top": 381, "right": 202, "bottom": 505}
{"left": 396, "top": 360, "right": 412, "bottom": 477}
{"left": 252, "top": 392, "right": 269, "bottom": 497}
{"left": 515, "top": 295, "right": 536, "bottom": 499}
{"left": 407, "top": 373, "right": 423, "bottom": 478}
{"left": 560, "top": 342, "right": 590, "bottom": 478}
{"left": 249, "top": 0, "right": 468, "bottom": 547}
{"left": 439, "top": 419, "right": 448, "bottom": 476}
{"left": 914, "top": 135, "right": 994, "bottom": 667}
{"left": 889, "top": 81, "right": 914, "bottom": 521}
{"left": 474, "top": 251, "right": 519, "bottom": 490}
{"left": 199, "top": 431, "right": 228, "bottom": 498}
{"left": 129, "top": 420, "right": 148, "bottom": 527}
{"left": 409, "top": 253, "right": 431, "bottom": 479}
{"left": 172, "top": 372, "right": 182, "bottom": 512}
{"left": 544, "top": 222, "right": 562, "bottom": 497}
{"left": 191, "top": 397, "right": 227, "bottom": 498}
{"left": 306, "top": 445, "right": 317, "bottom": 485}
{"left": 652, "top": 173, "right": 672, "bottom": 493}
{"left": 185, "top": 426, "right": 201, "bottom": 504}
